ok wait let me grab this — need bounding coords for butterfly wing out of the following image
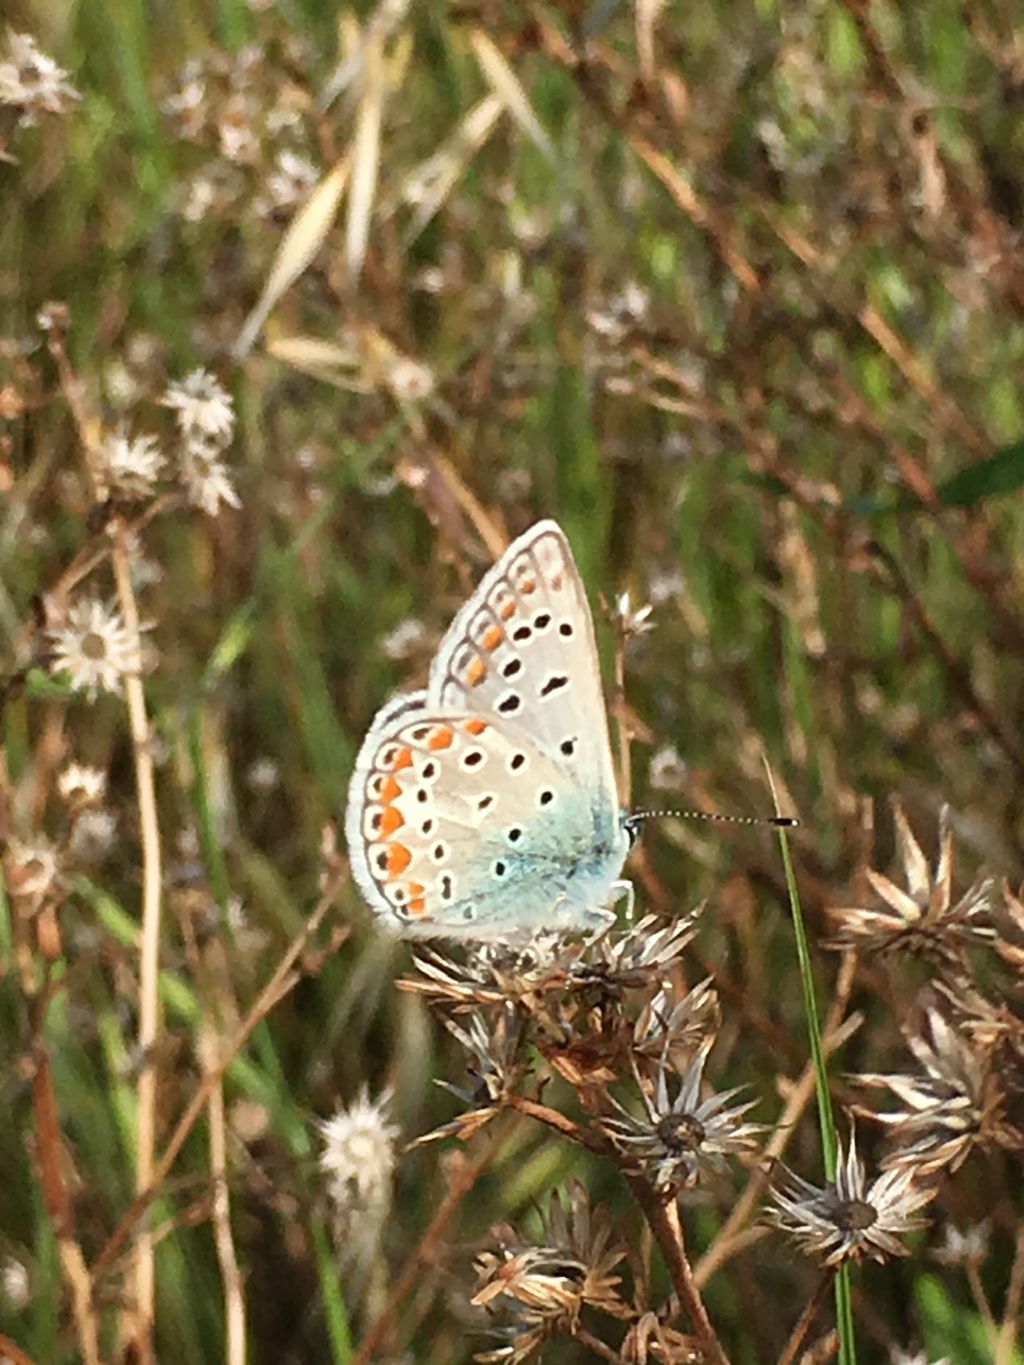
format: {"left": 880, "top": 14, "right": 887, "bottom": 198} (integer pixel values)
{"left": 345, "top": 700, "right": 627, "bottom": 939}
{"left": 428, "top": 521, "right": 620, "bottom": 825}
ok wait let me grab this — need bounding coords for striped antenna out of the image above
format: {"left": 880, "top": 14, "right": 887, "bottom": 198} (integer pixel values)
{"left": 626, "top": 808, "right": 799, "bottom": 832}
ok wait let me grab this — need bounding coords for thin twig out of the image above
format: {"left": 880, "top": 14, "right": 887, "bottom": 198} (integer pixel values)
{"left": 574, "top": 1326, "right": 628, "bottom": 1363}
{"left": 778, "top": 1271, "right": 834, "bottom": 1365}
{"left": 91, "top": 870, "right": 348, "bottom": 1290}
{"left": 201, "top": 1024, "right": 247, "bottom": 1365}
{"left": 352, "top": 1129, "right": 504, "bottom": 1363}
{"left": 0, "top": 1334, "right": 38, "bottom": 1365}
{"left": 995, "top": 1222, "right": 1024, "bottom": 1365}
{"left": 627, "top": 1181, "right": 730, "bottom": 1365}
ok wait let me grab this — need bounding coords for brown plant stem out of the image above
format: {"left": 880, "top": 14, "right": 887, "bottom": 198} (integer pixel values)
{"left": 995, "top": 1222, "right": 1024, "bottom": 1365}
{"left": 503, "top": 1094, "right": 729, "bottom": 1365}
{"left": 7, "top": 884, "right": 101, "bottom": 1365}
{"left": 574, "top": 1326, "right": 628, "bottom": 1363}
{"left": 777, "top": 1271, "right": 834, "bottom": 1365}
{"left": 627, "top": 1182, "right": 730, "bottom": 1365}
{"left": 867, "top": 540, "right": 1024, "bottom": 776}
{"left": 0, "top": 1334, "right": 38, "bottom": 1365}
{"left": 109, "top": 527, "right": 163, "bottom": 1363}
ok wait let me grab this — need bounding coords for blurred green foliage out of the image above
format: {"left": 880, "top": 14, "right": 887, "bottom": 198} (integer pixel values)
{"left": 1, "top": 0, "right": 1023, "bottom": 1361}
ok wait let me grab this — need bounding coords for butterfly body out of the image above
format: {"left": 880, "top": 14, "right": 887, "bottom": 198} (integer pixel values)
{"left": 345, "top": 520, "right": 630, "bottom": 940}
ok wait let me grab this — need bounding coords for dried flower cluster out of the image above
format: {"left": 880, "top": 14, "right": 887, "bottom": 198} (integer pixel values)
{"left": 161, "top": 39, "right": 320, "bottom": 223}
{"left": 0, "top": 30, "right": 79, "bottom": 131}
{"left": 763, "top": 805, "right": 1024, "bottom": 1279}
{"left": 319, "top": 1087, "right": 399, "bottom": 1289}
{"left": 825, "top": 805, "right": 1024, "bottom": 1186}
{"left": 828, "top": 802, "right": 994, "bottom": 967}
{"left": 162, "top": 369, "right": 240, "bottom": 515}
{"left": 473, "top": 1181, "right": 630, "bottom": 1362}
{"left": 402, "top": 911, "right": 769, "bottom": 1354}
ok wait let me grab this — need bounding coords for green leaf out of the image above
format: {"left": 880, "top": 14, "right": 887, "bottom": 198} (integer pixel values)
{"left": 931, "top": 438, "right": 1024, "bottom": 508}
{"left": 23, "top": 668, "right": 76, "bottom": 700}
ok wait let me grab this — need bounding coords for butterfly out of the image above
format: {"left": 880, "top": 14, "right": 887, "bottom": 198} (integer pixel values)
{"left": 344, "top": 520, "right": 635, "bottom": 940}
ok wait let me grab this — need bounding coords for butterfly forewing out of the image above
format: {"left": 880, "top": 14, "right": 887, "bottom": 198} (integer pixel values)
{"left": 428, "top": 521, "right": 618, "bottom": 805}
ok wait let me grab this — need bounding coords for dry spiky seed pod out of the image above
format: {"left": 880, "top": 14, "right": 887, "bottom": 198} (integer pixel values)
{"left": 473, "top": 1180, "right": 629, "bottom": 1360}
{"left": 855, "top": 1005, "right": 1023, "bottom": 1173}
{"left": 411, "top": 1006, "right": 528, "bottom": 1147}
{"left": 828, "top": 803, "right": 994, "bottom": 969}
{"left": 601, "top": 1039, "right": 762, "bottom": 1193}
{"left": 768, "top": 1130, "right": 936, "bottom": 1266}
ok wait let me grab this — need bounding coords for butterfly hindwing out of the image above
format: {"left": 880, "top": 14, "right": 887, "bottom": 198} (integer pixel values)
{"left": 345, "top": 703, "right": 612, "bottom": 938}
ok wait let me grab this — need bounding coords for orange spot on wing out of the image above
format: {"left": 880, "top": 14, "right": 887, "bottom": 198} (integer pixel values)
{"left": 428, "top": 726, "right": 454, "bottom": 750}
{"left": 465, "top": 657, "right": 487, "bottom": 686}
{"left": 379, "top": 806, "right": 404, "bottom": 835}
{"left": 379, "top": 776, "right": 402, "bottom": 804}
{"left": 520, "top": 576, "right": 536, "bottom": 594}
{"left": 500, "top": 599, "right": 516, "bottom": 620}
{"left": 464, "top": 717, "right": 487, "bottom": 735}
{"left": 408, "top": 881, "right": 425, "bottom": 896}
{"left": 482, "top": 625, "right": 504, "bottom": 651}
{"left": 386, "top": 843, "right": 411, "bottom": 875}
{"left": 391, "top": 746, "right": 413, "bottom": 771}
{"left": 407, "top": 896, "right": 427, "bottom": 916}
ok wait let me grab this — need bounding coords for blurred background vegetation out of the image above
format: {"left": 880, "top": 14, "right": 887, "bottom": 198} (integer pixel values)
{"left": 1, "top": 0, "right": 1023, "bottom": 1361}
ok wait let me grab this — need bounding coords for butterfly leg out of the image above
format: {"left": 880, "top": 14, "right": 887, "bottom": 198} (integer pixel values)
{"left": 609, "top": 879, "right": 635, "bottom": 921}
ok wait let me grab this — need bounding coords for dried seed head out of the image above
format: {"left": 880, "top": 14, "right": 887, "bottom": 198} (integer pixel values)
{"left": 98, "top": 427, "right": 165, "bottom": 500}
{"left": 828, "top": 803, "right": 994, "bottom": 968}
{"left": 0, "top": 31, "right": 80, "bottom": 128}
{"left": 48, "top": 597, "right": 144, "bottom": 699}
{"left": 162, "top": 368, "right": 235, "bottom": 446}
{"left": 768, "top": 1130, "right": 936, "bottom": 1266}
{"left": 602, "top": 1039, "right": 761, "bottom": 1192}
{"left": 178, "top": 437, "right": 241, "bottom": 516}
{"left": 57, "top": 762, "right": 108, "bottom": 807}
{"left": 855, "top": 1005, "right": 1023, "bottom": 1173}
{"left": 473, "top": 1180, "right": 628, "bottom": 1353}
